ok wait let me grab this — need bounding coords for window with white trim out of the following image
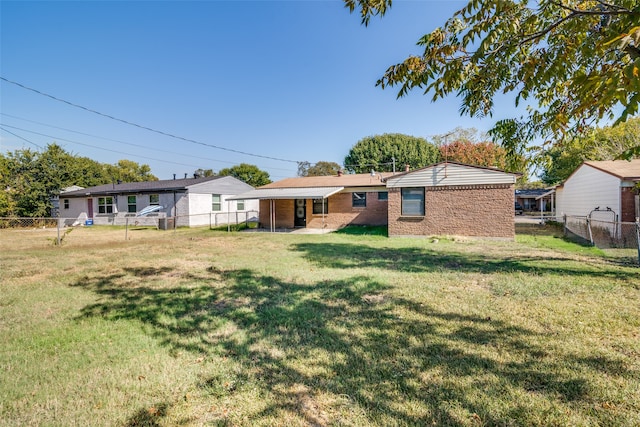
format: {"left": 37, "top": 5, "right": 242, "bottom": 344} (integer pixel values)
{"left": 212, "top": 194, "right": 221, "bottom": 211}
{"left": 98, "top": 197, "right": 114, "bottom": 214}
{"left": 127, "top": 196, "right": 137, "bottom": 213}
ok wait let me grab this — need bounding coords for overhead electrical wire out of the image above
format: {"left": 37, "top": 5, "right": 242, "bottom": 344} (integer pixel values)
{"left": 1, "top": 124, "right": 205, "bottom": 168}
{"left": 0, "top": 124, "right": 295, "bottom": 180}
{"left": 0, "top": 126, "right": 44, "bottom": 149}
{"left": 0, "top": 76, "right": 301, "bottom": 164}
{"left": 0, "top": 113, "right": 297, "bottom": 173}
{"left": 1, "top": 78, "right": 406, "bottom": 176}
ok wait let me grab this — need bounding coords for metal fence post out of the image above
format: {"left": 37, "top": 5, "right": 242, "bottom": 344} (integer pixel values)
{"left": 636, "top": 217, "right": 639, "bottom": 266}
{"left": 586, "top": 217, "right": 594, "bottom": 246}
{"left": 57, "top": 216, "right": 61, "bottom": 246}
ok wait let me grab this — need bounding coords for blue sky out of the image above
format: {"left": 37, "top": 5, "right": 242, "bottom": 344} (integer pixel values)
{"left": 1, "top": 0, "right": 518, "bottom": 181}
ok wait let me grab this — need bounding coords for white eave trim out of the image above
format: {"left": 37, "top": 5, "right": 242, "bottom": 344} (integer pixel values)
{"left": 227, "top": 187, "right": 344, "bottom": 200}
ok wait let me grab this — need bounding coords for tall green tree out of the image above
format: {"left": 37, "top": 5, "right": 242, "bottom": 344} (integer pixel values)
{"left": 106, "top": 160, "right": 157, "bottom": 183}
{"left": 344, "top": 133, "right": 441, "bottom": 173}
{"left": 0, "top": 143, "right": 157, "bottom": 216}
{"left": 541, "top": 117, "right": 640, "bottom": 185}
{"left": 346, "top": 0, "right": 640, "bottom": 160}
{"left": 299, "top": 161, "right": 342, "bottom": 177}
{"left": 218, "top": 163, "right": 271, "bottom": 187}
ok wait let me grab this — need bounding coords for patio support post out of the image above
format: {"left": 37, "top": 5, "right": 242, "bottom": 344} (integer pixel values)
{"left": 322, "top": 197, "right": 326, "bottom": 233}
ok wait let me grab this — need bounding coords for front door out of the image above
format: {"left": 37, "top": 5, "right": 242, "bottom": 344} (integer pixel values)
{"left": 87, "top": 198, "right": 94, "bottom": 218}
{"left": 294, "top": 199, "right": 306, "bottom": 227}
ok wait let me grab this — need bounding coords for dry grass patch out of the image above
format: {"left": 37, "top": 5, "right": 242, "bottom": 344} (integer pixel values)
{"left": 1, "top": 225, "right": 639, "bottom": 426}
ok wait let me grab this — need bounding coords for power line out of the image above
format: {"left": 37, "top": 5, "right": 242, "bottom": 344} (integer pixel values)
{"left": 0, "top": 113, "right": 297, "bottom": 173}
{"left": 1, "top": 123, "right": 300, "bottom": 178}
{"left": 1, "top": 76, "right": 302, "bottom": 164}
{"left": 1, "top": 124, "right": 203, "bottom": 169}
{"left": 0, "top": 126, "right": 43, "bottom": 149}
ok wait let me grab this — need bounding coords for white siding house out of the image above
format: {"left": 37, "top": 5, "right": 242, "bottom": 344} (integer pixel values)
{"left": 555, "top": 160, "right": 640, "bottom": 223}
{"left": 59, "top": 175, "right": 258, "bottom": 228}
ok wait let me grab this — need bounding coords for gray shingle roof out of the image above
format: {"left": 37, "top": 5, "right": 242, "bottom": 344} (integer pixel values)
{"left": 62, "top": 176, "right": 224, "bottom": 196}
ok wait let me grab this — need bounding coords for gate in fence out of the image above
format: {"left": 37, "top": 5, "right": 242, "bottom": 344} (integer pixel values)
{"left": 563, "top": 215, "right": 640, "bottom": 265}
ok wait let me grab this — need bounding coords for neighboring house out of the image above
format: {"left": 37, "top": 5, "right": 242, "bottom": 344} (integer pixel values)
{"left": 51, "top": 185, "right": 84, "bottom": 216}
{"left": 386, "top": 162, "right": 518, "bottom": 239}
{"left": 231, "top": 162, "right": 519, "bottom": 238}
{"left": 515, "top": 189, "right": 549, "bottom": 212}
{"left": 59, "top": 175, "right": 257, "bottom": 227}
{"left": 228, "top": 171, "right": 393, "bottom": 230}
{"left": 555, "top": 160, "right": 640, "bottom": 223}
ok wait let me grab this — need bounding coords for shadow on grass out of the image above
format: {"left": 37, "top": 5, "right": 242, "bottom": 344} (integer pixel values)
{"left": 72, "top": 261, "right": 637, "bottom": 425}
{"left": 124, "top": 402, "right": 169, "bottom": 427}
{"left": 291, "top": 242, "right": 638, "bottom": 283}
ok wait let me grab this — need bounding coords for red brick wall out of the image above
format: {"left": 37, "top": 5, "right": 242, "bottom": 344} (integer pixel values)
{"left": 388, "top": 185, "right": 515, "bottom": 239}
{"left": 307, "top": 192, "right": 388, "bottom": 229}
{"left": 259, "top": 199, "right": 294, "bottom": 228}
{"left": 259, "top": 192, "right": 388, "bottom": 229}
{"left": 620, "top": 187, "right": 638, "bottom": 222}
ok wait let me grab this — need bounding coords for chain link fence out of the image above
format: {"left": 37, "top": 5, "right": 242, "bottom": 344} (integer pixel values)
{"left": 563, "top": 215, "right": 640, "bottom": 265}
{"left": 0, "top": 211, "right": 259, "bottom": 233}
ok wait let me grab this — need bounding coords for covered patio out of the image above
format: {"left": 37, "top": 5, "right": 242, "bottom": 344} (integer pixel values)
{"left": 227, "top": 186, "right": 344, "bottom": 232}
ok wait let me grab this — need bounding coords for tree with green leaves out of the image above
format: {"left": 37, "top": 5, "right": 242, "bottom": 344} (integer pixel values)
{"left": 346, "top": 0, "right": 640, "bottom": 161}
{"left": 218, "top": 163, "right": 271, "bottom": 187}
{"left": 0, "top": 143, "right": 158, "bottom": 216}
{"left": 344, "top": 133, "right": 441, "bottom": 173}
{"left": 194, "top": 168, "right": 215, "bottom": 177}
{"left": 298, "top": 161, "right": 342, "bottom": 176}
{"left": 541, "top": 116, "right": 640, "bottom": 184}
{"left": 431, "top": 127, "right": 487, "bottom": 146}
{"left": 106, "top": 159, "right": 157, "bottom": 183}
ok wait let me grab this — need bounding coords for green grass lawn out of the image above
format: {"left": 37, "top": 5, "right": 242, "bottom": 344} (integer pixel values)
{"left": 1, "top": 225, "right": 638, "bottom": 426}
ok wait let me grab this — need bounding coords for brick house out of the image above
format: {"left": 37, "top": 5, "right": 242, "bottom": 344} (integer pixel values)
{"left": 228, "top": 171, "right": 393, "bottom": 230}
{"left": 231, "top": 162, "right": 518, "bottom": 238}
{"left": 385, "top": 162, "right": 518, "bottom": 239}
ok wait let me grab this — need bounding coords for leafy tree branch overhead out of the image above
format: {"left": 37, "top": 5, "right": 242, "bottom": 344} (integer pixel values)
{"left": 345, "top": 0, "right": 640, "bottom": 159}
